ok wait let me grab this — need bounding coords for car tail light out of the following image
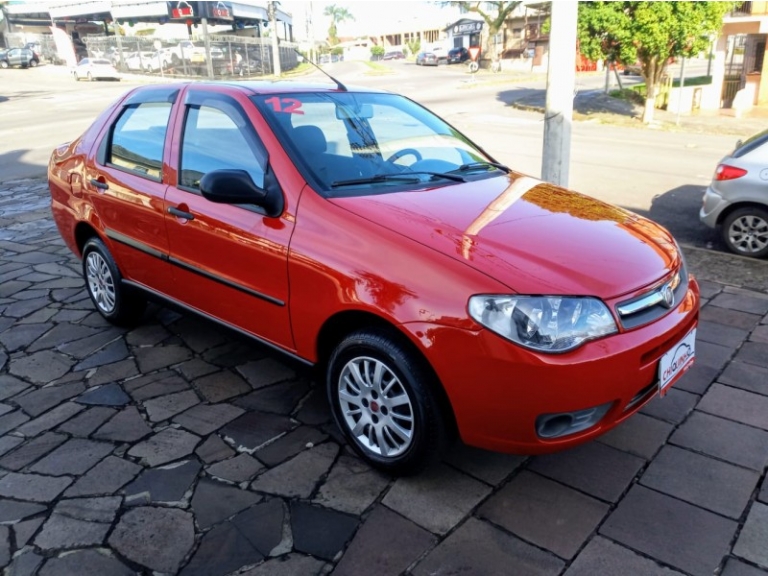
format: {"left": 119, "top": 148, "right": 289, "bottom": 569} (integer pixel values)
{"left": 714, "top": 164, "right": 747, "bottom": 181}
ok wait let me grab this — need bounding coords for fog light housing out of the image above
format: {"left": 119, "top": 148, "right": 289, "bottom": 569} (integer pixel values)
{"left": 535, "top": 402, "right": 613, "bottom": 439}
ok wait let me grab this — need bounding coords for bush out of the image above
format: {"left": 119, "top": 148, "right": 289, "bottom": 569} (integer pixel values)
{"left": 371, "top": 45, "right": 385, "bottom": 57}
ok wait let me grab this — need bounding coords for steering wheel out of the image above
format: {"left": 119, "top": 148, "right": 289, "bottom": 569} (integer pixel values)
{"left": 386, "top": 148, "right": 423, "bottom": 165}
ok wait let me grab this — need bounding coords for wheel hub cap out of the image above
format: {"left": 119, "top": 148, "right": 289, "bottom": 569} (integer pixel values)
{"left": 729, "top": 215, "right": 768, "bottom": 254}
{"left": 86, "top": 252, "right": 116, "bottom": 313}
{"left": 337, "top": 356, "right": 414, "bottom": 458}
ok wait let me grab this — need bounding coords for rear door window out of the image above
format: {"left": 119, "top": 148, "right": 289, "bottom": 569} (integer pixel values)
{"left": 108, "top": 102, "right": 172, "bottom": 180}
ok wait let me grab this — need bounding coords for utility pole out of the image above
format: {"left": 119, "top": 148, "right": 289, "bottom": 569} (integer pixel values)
{"left": 541, "top": 0, "right": 577, "bottom": 187}
{"left": 268, "top": 1, "right": 281, "bottom": 76}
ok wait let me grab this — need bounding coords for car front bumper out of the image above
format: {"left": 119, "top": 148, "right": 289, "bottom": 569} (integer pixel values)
{"left": 402, "top": 276, "right": 700, "bottom": 454}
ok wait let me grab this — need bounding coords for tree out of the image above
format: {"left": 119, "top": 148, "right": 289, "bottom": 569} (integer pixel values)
{"left": 443, "top": 2, "right": 522, "bottom": 55}
{"left": 577, "top": 1, "right": 734, "bottom": 123}
{"left": 324, "top": 4, "right": 354, "bottom": 46}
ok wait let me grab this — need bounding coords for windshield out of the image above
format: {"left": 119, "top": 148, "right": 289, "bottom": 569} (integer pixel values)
{"left": 251, "top": 92, "right": 499, "bottom": 196}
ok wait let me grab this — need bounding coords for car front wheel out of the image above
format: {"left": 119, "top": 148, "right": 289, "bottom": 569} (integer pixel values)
{"left": 82, "top": 238, "right": 146, "bottom": 325}
{"left": 29, "top": 59, "right": 38, "bottom": 67}
{"left": 0, "top": 61, "right": 8, "bottom": 69}
{"left": 327, "top": 329, "right": 449, "bottom": 475}
{"left": 722, "top": 206, "right": 768, "bottom": 258}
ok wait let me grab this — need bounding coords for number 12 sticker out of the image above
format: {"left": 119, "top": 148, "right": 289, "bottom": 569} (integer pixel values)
{"left": 265, "top": 97, "right": 304, "bottom": 114}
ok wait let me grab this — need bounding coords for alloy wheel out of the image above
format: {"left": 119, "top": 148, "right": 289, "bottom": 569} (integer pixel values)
{"left": 86, "top": 251, "right": 116, "bottom": 313}
{"left": 727, "top": 214, "right": 768, "bottom": 254}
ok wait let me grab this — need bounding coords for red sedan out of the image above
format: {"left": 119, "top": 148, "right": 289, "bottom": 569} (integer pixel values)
{"left": 48, "top": 81, "right": 699, "bottom": 475}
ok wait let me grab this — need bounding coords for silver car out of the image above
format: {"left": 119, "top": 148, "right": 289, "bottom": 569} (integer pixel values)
{"left": 700, "top": 129, "right": 768, "bottom": 258}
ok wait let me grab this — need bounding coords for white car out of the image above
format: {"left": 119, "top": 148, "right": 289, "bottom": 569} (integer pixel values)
{"left": 124, "top": 52, "right": 155, "bottom": 72}
{"left": 73, "top": 58, "right": 120, "bottom": 81}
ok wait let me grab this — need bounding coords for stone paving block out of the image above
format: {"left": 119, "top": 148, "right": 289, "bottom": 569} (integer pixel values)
{"left": 195, "top": 434, "right": 235, "bottom": 464}
{"left": 65, "top": 455, "right": 143, "bottom": 497}
{"left": 641, "top": 388, "right": 699, "bottom": 425}
{"left": 698, "top": 384, "right": 768, "bottom": 430}
{"left": 174, "top": 358, "right": 219, "bottom": 380}
{"left": 207, "top": 453, "right": 263, "bottom": 483}
{"left": 443, "top": 444, "right": 526, "bottom": 485}
{"left": 173, "top": 402, "right": 245, "bottom": 436}
{"left": 0, "top": 403, "right": 11, "bottom": 417}
{"left": 675, "top": 364, "right": 719, "bottom": 400}
{"left": 564, "top": 536, "right": 686, "bottom": 576}
{"left": 238, "top": 554, "right": 327, "bottom": 576}
{"left": 15, "top": 401, "right": 85, "bottom": 437}
{"left": 0, "top": 324, "right": 48, "bottom": 353}
{"left": 670, "top": 411, "right": 768, "bottom": 470}
{"left": 598, "top": 412, "right": 674, "bottom": 459}
{"left": 0, "top": 525, "right": 8, "bottom": 569}
{"left": 700, "top": 305, "right": 761, "bottom": 331}
{"left": 13, "top": 516, "right": 44, "bottom": 548}
{"left": 220, "top": 411, "right": 296, "bottom": 452}
{"left": 0, "top": 431, "right": 67, "bottom": 471}
{"left": 170, "top": 316, "right": 229, "bottom": 353}
{"left": 711, "top": 291, "right": 768, "bottom": 315}
{"left": 254, "top": 426, "right": 328, "bottom": 467}
{"left": 126, "top": 323, "right": 171, "bottom": 346}
{"left": 640, "top": 445, "right": 759, "bottom": 519}
{"left": 251, "top": 442, "right": 339, "bottom": 499}
{"left": 0, "top": 499, "right": 46, "bottom": 523}
{"left": 124, "top": 459, "right": 201, "bottom": 505}
{"left": 193, "top": 371, "right": 251, "bottom": 403}
{"left": 600, "top": 485, "right": 737, "bottom": 576}
{"left": 0, "top": 375, "right": 30, "bottom": 402}
{"left": 694, "top": 340, "right": 735, "bottom": 371}
{"left": 237, "top": 357, "right": 297, "bottom": 390}
{"left": 723, "top": 557, "right": 768, "bottom": 576}
{"left": 30, "top": 438, "right": 114, "bottom": 476}
{"left": 0, "top": 472, "right": 72, "bottom": 502}
{"left": 125, "top": 372, "right": 189, "bottom": 401}
{"left": 5, "top": 550, "right": 44, "bottom": 576}
{"left": 697, "top": 320, "right": 750, "bottom": 348}
{"left": 56, "top": 406, "right": 116, "bottom": 437}
{"left": 74, "top": 339, "right": 130, "bottom": 372}
{"left": 294, "top": 387, "right": 332, "bottom": 426}
{"left": 718, "top": 361, "right": 768, "bottom": 396}
{"left": 478, "top": 471, "right": 609, "bottom": 560}
{"left": 3, "top": 297, "right": 50, "bottom": 319}
{"left": 761, "top": 477, "right": 768, "bottom": 503}
{"left": 290, "top": 501, "right": 359, "bottom": 561}
{"left": 180, "top": 519, "right": 264, "bottom": 576}
{"left": 231, "top": 498, "right": 286, "bottom": 556}
{"left": 75, "top": 383, "right": 130, "bottom": 406}
{"left": 128, "top": 427, "right": 201, "bottom": 467}
{"left": 57, "top": 329, "right": 123, "bottom": 360}
{"left": 413, "top": 517, "right": 564, "bottom": 576}
{"left": 134, "top": 344, "right": 193, "bottom": 373}
{"left": 0, "top": 409, "right": 29, "bottom": 435}
{"left": 190, "top": 477, "right": 261, "bottom": 529}
{"left": 0, "top": 436, "right": 24, "bottom": 458}
{"left": 93, "top": 406, "right": 152, "bottom": 443}
{"left": 27, "top": 323, "right": 104, "bottom": 353}
{"left": 55, "top": 496, "right": 120, "bottom": 522}
{"left": 736, "top": 341, "right": 768, "bottom": 370}
{"left": 383, "top": 463, "right": 491, "bottom": 535}
{"left": 37, "top": 549, "right": 134, "bottom": 576}
{"left": 752, "top": 324, "right": 768, "bottom": 344}
{"left": 235, "top": 380, "right": 311, "bottom": 415}
{"left": 13, "top": 382, "right": 84, "bottom": 417}
{"left": 34, "top": 513, "right": 111, "bottom": 550}
{"left": 8, "top": 350, "right": 74, "bottom": 384}
{"left": 733, "top": 502, "right": 768, "bottom": 569}
{"left": 143, "top": 389, "right": 200, "bottom": 422}
{"left": 314, "top": 453, "right": 391, "bottom": 515}
{"left": 529, "top": 441, "right": 645, "bottom": 502}
{"left": 333, "top": 505, "right": 436, "bottom": 576}
{"left": 85, "top": 359, "right": 138, "bottom": 387}
{"left": 109, "top": 506, "right": 195, "bottom": 573}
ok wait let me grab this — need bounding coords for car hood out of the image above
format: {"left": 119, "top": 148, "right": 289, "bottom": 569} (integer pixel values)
{"left": 331, "top": 172, "right": 680, "bottom": 299}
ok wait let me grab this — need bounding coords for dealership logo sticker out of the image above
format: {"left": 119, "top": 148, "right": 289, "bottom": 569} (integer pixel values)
{"left": 658, "top": 328, "right": 696, "bottom": 395}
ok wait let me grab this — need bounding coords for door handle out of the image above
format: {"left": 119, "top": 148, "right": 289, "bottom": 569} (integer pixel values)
{"left": 168, "top": 206, "right": 195, "bottom": 220}
{"left": 90, "top": 178, "right": 109, "bottom": 190}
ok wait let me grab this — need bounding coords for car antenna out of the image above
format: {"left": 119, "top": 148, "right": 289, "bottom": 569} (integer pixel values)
{"left": 294, "top": 49, "right": 347, "bottom": 91}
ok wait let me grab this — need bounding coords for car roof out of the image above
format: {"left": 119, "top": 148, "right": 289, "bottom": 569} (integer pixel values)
{"left": 126, "top": 80, "right": 389, "bottom": 97}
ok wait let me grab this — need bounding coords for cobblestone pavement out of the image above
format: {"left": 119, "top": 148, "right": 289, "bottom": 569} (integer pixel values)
{"left": 1, "top": 176, "right": 767, "bottom": 576}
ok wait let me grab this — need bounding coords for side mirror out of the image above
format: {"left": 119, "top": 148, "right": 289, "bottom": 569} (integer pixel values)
{"left": 735, "top": 139, "right": 743, "bottom": 149}
{"left": 199, "top": 169, "right": 282, "bottom": 217}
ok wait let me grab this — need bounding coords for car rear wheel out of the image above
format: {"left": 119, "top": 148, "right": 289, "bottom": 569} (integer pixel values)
{"left": 74, "top": 72, "right": 80, "bottom": 81}
{"left": 82, "top": 238, "right": 146, "bottom": 326}
{"left": 29, "top": 59, "right": 38, "bottom": 68}
{"left": 327, "top": 328, "right": 448, "bottom": 475}
{"left": 722, "top": 206, "right": 768, "bottom": 258}
{"left": 0, "top": 61, "right": 8, "bottom": 69}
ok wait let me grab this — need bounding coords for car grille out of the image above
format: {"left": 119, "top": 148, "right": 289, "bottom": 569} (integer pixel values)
{"left": 615, "top": 263, "right": 688, "bottom": 330}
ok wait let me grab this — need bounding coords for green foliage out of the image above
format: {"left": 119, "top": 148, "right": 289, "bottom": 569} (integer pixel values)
{"left": 331, "top": 46, "right": 343, "bottom": 56}
{"left": 406, "top": 39, "right": 420, "bottom": 56}
{"left": 324, "top": 4, "right": 354, "bottom": 46}
{"left": 371, "top": 45, "right": 385, "bottom": 56}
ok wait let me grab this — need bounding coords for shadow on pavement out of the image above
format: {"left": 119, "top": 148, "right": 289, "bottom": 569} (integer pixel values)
{"left": 496, "top": 87, "right": 639, "bottom": 118}
{"left": 0, "top": 149, "right": 46, "bottom": 183}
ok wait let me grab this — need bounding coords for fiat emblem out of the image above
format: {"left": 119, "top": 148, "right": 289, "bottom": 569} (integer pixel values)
{"left": 660, "top": 283, "right": 675, "bottom": 308}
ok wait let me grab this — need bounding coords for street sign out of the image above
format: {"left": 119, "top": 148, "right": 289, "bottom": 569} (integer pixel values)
{"left": 469, "top": 46, "right": 480, "bottom": 61}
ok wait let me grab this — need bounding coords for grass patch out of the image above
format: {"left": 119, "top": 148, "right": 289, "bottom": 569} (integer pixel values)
{"left": 609, "top": 88, "right": 645, "bottom": 105}
{"left": 363, "top": 60, "right": 393, "bottom": 75}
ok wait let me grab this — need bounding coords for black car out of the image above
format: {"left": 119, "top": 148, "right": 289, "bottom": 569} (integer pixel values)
{"left": 0, "top": 47, "right": 39, "bottom": 69}
{"left": 448, "top": 47, "right": 469, "bottom": 64}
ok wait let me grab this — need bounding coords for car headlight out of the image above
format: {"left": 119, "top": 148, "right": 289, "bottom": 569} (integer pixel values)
{"left": 468, "top": 295, "right": 618, "bottom": 353}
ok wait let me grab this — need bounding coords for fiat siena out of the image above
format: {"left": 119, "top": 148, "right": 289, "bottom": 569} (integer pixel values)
{"left": 48, "top": 81, "right": 699, "bottom": 474}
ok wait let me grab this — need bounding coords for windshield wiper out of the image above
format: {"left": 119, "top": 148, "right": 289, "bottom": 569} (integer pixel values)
{"left": 454, "top": 161, "right": 510, "bottom": 173}
{"left": 331, "top": 171, "right": 465, "bottom": 188}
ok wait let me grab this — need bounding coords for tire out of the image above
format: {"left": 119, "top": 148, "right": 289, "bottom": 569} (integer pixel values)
{"left": 87, "top": 72, "right": 93, "bottom": 81}
{"left": 29, "top": 59, "right": 38, "bottom": 68}
{"left": 0, "top": 61, "right": 8, "bottom": 69}
{"left": 82, "top": 238, "right": 147, "bottom": 326}
{"left": 721, "top": 206, "right": 768, "bottom": 258}
{"left": 327, "top": 328, "right": 449, "bottom": 475}
{"left": 74, "top": 72, "right": 80, "bottom": 81}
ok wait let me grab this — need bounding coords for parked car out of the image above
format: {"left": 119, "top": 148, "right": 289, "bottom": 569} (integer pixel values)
{"left": 48, "top": 81, "right": 699, "bottom": 475}
{"left": 0, "top": 47, "right": 39, "bottom": 69}
{"left": 447, "top": 47, "right": 469, "bottom": 64}
{"left": 383, "top": 51, "right": 405, "bottom": 60}
{"left": 416, "top": 51, "right": 438, "bottom": 66}
{"left": 124, "top": 51, "right": 155, "bottom": 72}
{"left": 74, "top": 58, "right": 120, "bottom": 81}
{"left": 700, "top": 129, "right": 768, "bottom": 258}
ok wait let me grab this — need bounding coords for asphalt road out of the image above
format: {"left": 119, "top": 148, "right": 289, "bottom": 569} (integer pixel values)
{"left": 0, "top": 58, "right": 740, "bottom": 254}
